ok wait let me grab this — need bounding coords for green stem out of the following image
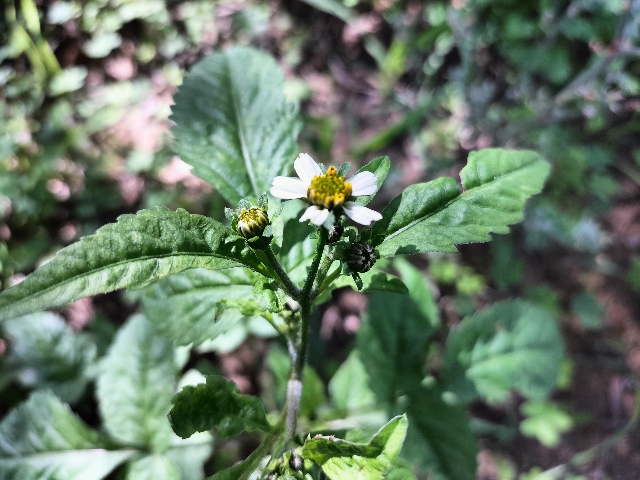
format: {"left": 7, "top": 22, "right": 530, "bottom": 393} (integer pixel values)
{"left": 312, "top": 246, "right": 335, "bottom": 296}
{"left": 318, "top": 266, "right": 342, "bottom": 293}
{"left": 264, "top": 245, "right": 301, "bottom": 298}
{"left": 284, "top": 227, "right": 328, "bottom": 441}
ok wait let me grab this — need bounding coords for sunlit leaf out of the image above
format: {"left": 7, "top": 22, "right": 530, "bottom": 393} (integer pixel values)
{"left": 125, "top": 454, "right": 180, "bottom": 480}
{"left": 171, "top": 46, "right": 301, "bottom": 204}
{"left": 0, "top": 391, "right": 134, "bottom": 480}
{"left": 353, "top": 156, "right": 390, "bottom": 206}
{"left": 1, "top": 311, "right": 95, "bottom": 402}
{"left": 303, "top": 415, "right": 408, "bottom": 480}
{"left": 97, "top": 314, "right": 177, "bottom": 452}
{"left": 372, "top": 149, "right": 550, "bottom": 257}
{"left": 0, "top": 208, "right": 264, "bottom": 322}
{"left": 142, "top": 267, "right": 257, "bottom": 346}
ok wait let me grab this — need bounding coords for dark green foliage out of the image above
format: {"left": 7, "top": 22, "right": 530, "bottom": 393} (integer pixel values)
{"left": 169, "top": 375, "right": 271, "bottom": 439}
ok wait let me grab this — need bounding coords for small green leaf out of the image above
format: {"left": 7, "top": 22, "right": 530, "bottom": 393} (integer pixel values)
{"left": 372, "top": 149, "right": 550, "bottom": 257}
{"left": 171, "top": 46, "right": 301, "bottom": 205}
{"left": 253, "top": 277, "right": 285, "bottom": 312}
{"left": 519, "top": 401, "right": 573, "bottom": 447}
{"left": 97, "top": 314, "right": 177, "bottom": 452}
{"left": 303, "top": 415, "right": 408, "bottom": 480}
{"left": 402, "top": 386, "right": 478, "bottom": 480}
{"left": 442, "top": 300, "right": 564, "bottom": 403}
{"left": 329, "top": 269, "right": 408, "bottom": 295}
{"left": 1, "top": 311, "right": 96, "bottom": 403}
{"left": 0, "top": 391, "right": 134, "bottom": 480}
{"left": 353, "top": 156, "right": 390, "bottom": 206}
{"left": 169, "top": 375, "right": 270, "bottom": 439}
{"left": 142, "top": 267, "right": 257, "bottom": 346}
{"left": 0, "top": 208, "right": 265, "bottom": 322}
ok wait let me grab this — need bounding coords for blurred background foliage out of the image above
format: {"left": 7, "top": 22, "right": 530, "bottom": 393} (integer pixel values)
{"left": 1, "top": 0, "right": 640, "bottom": 478}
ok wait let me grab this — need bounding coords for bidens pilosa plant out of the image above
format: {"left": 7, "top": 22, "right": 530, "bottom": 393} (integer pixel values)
{"left": 0, "top": 46, "right": 553, "bottom": 480}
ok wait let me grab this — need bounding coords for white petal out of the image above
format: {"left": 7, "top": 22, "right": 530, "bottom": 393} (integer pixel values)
{"left": 299, "top": 205, "right": 329, "bottom": 225}
{"left": 294, "top": 153, "right": 322, "bottom": 184}
{"left": 270, "top": 176, "right": 308, "bottom": 199}
{"left": 348, "top": 171, "right": 378, "bottom": 196}
{"left": 343, "top": 201, "right": 382, "bottom": 226}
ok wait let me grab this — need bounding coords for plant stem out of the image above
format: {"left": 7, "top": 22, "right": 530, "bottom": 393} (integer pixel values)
{"left": 284, "top": 227, "right": 328, "bottom": 441}
{"left": 312, "top": 246, "right": 335, "bottom": 295}
{"left": 264, "top": 244, "right": 301, "bottom": 298}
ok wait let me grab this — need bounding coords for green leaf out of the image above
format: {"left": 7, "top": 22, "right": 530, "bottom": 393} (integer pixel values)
{"left": 353, "top": 156, "right": 390, "bottom": 206}
{"left": 253, "top": 277, "right": 285, "bottom": 313}
{"left": 0, "top": 391, "right": 134, "bottom": 480}
{"left": 357, "top": 292, "right": 435, "bottom": 403}
{"left": 171, "top": 46, "right": 301, "bottom": 204}
{"left": 0, "top": 208, "right": 265, "bottom": 322}
{"left": 372, "top": 149, "right": 550, "bottom": 257}
{"left": 303, "top": 415, "right": 408, "bottom": 480}
{"left": 165, "top": 432, "right": 213, "bottom": 480}
{"left": 125, "top": 454, "right": 180, "bottom": 480}
{"left": 329, "top": 350, "right": 376, "bottom": 412}
{"left": 142, "top": 267, "right": 256, "bottom": 346}
{"left": 442, "top": 300, "right": 564, "bottom": 403}
{"left": 169, "top": 375, "right": 270, "bottom": 439}
{"left": 402, "top": 386, "right": 478, "bottom": 480}
{"left": 329, "top": 269, "right": 408, "bottom": 295}
{"left": 392, "top": 258, "right": 440, "bottom": 329}
{"left": 97, "top": 314, "right": 177, "bottom": 452}
{"left": 1, "top": 311, "right": 96, "bottom": 402}
{"left": 519, "top": 401, "right": 573, "bottom": 447}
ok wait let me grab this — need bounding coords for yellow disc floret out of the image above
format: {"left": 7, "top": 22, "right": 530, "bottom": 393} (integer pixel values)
{"left": 307, "top": 166, "right": 352, "bottom": 210}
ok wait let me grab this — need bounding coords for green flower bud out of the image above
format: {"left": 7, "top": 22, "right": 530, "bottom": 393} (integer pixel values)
{"left": 237, "top": 206, "right": 269, "bottom": 239}
{"left": 345, "top": 241, "right": 376, "bottom": 273}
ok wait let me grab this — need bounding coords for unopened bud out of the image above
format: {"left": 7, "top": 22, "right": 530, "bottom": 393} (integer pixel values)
{"left": 345, "top": 241, "right": 376, "bottom": 273}
{"left": 237, "top": 207, "right": 269, "bottom": 239}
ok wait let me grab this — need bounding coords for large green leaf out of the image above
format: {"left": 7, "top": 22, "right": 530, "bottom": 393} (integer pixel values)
{"left": 357, "top": 292, "right": 435, "bottom": 403}
{"left": 0, "top": 391, "right": 134, "bottom": 480}
{"left": 402, "top": 386, "right": 478, "bottom": 480}
{"left": 372, "top": 149, "right": 550, "bottom": 257}
{"left": 441, "top": 300, "right": 564, "bottom": 403}
{"left": 165, "top": 432, "right": 213, "bottom": 480}
{"left": 142, "top": 267, "right": 257, "bottom": 346}
{"left": 276, "top": 200, "right": 315, "bottom": 284}
{"left": 1, "top": 311, "right": 96, "bottom": 402}
{"left": 303, "top": 415, "right": 408, "bottom": 480}
{"left": 328, "top": 350, "right": 376, "bottom": 412}
{"left": 0, "top": 208, "right": 265, "bottom": 322}
{"left": 125, "top": 455, "right": 180, "bottom": 480}
{"left": 97, "top": 314, "right": 177, "bottom": 452}
{"left": 328, "top": 269, "right": 408, "bottom": 295}
{"left": 169, "top": 375, "right": 270, "bottom": 439}
{"left": 171, "top": 46, "right": 300, "bottom": 204}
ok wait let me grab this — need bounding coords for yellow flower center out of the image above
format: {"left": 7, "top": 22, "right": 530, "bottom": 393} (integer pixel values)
{"left": 237, "top": 207, "right": 269, "bottom": 239}
{"left": 307, "top": 166, "right": 352, "bottom": 210}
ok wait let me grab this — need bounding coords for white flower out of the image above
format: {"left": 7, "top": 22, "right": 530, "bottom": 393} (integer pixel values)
{"left": 270, "top": 153, "right": 383, "bottom": 226}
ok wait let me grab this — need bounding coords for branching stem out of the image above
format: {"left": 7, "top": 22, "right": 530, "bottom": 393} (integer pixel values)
{"left": 264, "top": 244, "right": 301, "bottom": 298}
{"left": 284, "top": 227, "right": 328, "bottom": 441}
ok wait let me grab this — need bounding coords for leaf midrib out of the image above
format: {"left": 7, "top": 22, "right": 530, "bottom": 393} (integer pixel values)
{"left": 0, "top": 252, "right": 244, "bottom": 319}
{"left": 226, "top": 55, "right": 258, "bottom": 198}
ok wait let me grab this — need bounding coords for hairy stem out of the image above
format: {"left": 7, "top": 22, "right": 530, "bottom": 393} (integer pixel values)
{"left": 264, "top": 244, "right": 301, "bottom": 298}
{"left": 284, "top": 227, "right": 328, "bottom": 441}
